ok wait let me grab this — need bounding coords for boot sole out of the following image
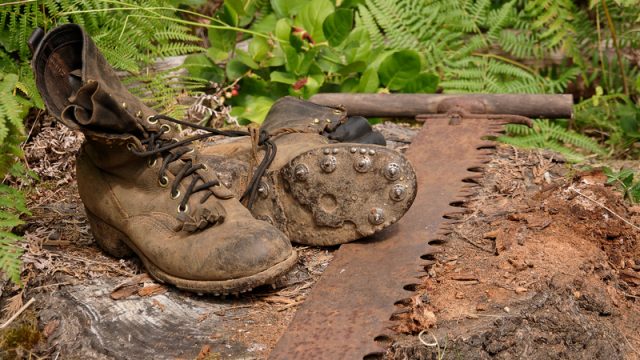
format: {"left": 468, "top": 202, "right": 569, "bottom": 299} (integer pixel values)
{"left": 251, "top": 144, "right": 417, "bottom": 246}
{"left": 86, "top": 209, "right": 298, "bottom": 295}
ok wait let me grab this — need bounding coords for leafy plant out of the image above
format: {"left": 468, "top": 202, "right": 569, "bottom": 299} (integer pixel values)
{"left": 573, "top": 89, "right": 640, "bottom": 158}
{"left": 498, "top": 120, "right": 607, "bottom": 162}
{"left": 184, "top": 0, "right": 439, "bottom": 123}
{"left": 604, "top": 167, "right": 640, "bottom": 204}
{"left": 0, "top": 181, "right": 30, "bottom": 285}
{"left": 357, "top": 0, "right": 639, "bottom": 97}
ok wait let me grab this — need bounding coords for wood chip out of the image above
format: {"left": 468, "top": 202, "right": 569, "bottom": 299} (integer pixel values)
{"left": 263, "top": 295, "right": 298, "bottom": 305}
{"left": 110, "top": 284, "right": 139, "bottom": 300}
{"left": 451, "top": 274, "right": 479, "bottom": 281}
{"left": 138, "top": 284, "right": 167, "bottom": 297}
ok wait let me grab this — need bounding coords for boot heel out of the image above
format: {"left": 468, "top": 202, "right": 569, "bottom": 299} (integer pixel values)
{"left": 85, "top": 209, "right": 134, "bottom": 258}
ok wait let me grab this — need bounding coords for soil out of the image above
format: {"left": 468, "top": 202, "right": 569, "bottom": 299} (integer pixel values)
{"left": 1, "top": 119, "right": 640, "bottom": 359}
{"left": 387, "top": 147, "right": 640, "bottom": 360}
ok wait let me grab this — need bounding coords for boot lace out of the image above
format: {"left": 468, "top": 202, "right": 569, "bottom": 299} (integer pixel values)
{"left": 129, "top": 114, "right": 276, "bottom": 211}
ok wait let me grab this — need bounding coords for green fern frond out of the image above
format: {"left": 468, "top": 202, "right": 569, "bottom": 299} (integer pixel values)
{"left": 355, "top": 4, "right": 385, "bottom": 47}
{"left": 499, "top": 119, "right": 606, "bottom": 161}
{"left": 535, "top": 120, "right": 607, "bottom": 155}
{"left": 0, "top": 183, "right": 29, "bottom": 285}
{"left": 0, "top": 74, "right": 24, "bottom": 146}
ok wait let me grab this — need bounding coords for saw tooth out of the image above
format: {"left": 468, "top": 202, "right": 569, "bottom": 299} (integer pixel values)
{"left": 373, "top": 334, "right": 394, "bottom": 345}
{"left": 427, "top": 238, "right": 447, "bottom": 245}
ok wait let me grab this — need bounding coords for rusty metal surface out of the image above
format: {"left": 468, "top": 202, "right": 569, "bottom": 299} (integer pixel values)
{"left": 310, "top": 93, "right": 573, "bottom": 119}
{"left": 269, "top": 116, "right": 503, "bottom": 359}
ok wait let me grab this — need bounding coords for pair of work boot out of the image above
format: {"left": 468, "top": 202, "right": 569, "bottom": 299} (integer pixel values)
{"left": 30, "top": 24, "right": 417, "bottom": 294}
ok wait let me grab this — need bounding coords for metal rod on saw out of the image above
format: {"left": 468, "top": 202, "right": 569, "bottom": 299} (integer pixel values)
{"left": 309, "top": 93, "right": 573, "bottom": 119}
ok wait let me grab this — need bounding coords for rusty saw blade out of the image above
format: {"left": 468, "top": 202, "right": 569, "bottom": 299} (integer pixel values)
{"left": 269, "top": 116, "right": 504, "bottom": 359}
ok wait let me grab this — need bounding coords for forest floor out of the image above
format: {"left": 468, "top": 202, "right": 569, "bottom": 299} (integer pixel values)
{"left": 1, "top": 118, "right": 639, "bottom": 359}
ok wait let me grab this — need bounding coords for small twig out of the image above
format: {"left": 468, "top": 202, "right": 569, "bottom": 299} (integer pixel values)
{"left": 621, "top": 291, "right": 640, "bottom": 300}
{"left": 277, "top": 301, "right": 303, "bottom": 312}
{"left": 453, "top": 230, "right": 495, "bottom": 254}
{"left": 0, "top": 298, "right": 35, "bottom": 329}
{"left": 31, "top": 282, "right": 73, "bottom": 291}
{"left": 570, "top": 187, "right": 640, "bottom": 231}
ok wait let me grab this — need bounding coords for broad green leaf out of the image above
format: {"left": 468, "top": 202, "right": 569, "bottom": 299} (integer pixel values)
{"left": 266, "top": 45, "right": 286, "bottom": 67}
{"left": 251, "top": 13, "right": 278, "bottom": 34}
{"left": 270, "top": 71, "right": 297, "bottom": 84}
{"left": 271, "top": 0, "right": 307, "bottom": 18}
{"left": 249, "top": 37, "right": 270, "bottom": 62}
{"left": 340, "top": 77, "right": 360, "bottom": 92}
{"left": 208, "top": 29, "right": 236, "bottom": 52}
{"left": 323, "top": 9, "right": 353, "bottom": 46}
{"left": 275, "top": 18, "right": 292, "bottom": 42}
{"left": 337, "top": 61, "right": 366, "bottom": 75}
{"left": 182, "top": 54, "right": 224, "bottom": 82}
{"left": 358, "top": 67, "right": 379, "bottom": 92}
{"left": 226, "top": 58, "right": 250, "bottom": 80}
{"left": 283, "top": 46, "right": 302, "bottom": 73}
{"left": 296, "top": 0, "right": 334, "bottom": 43}
{"left": 208, "top": 4, "right": 238, "bottom": 55}
{"left": 378, "top": 50, "right": 422, "bottom": 90}
{"left": 237, "top": 96, "right": 274, "bottom": 123}
{"left": 402, "top": 72, "right": 439, "bottom": 93}
{"left": 235, "top": 50, "right": 260, "bottom": 69}
{"left": 316, "top": 46, "right": 342, "bottom": 73}
{"left": 220, "top": 2, "right": 239, "bottom": 26}
{"left": 207, "top": 46, "right": 230, "bottom": 62}
{"left": 224, "top": 0, "right": 247, "bottom": 17}
{"left": 341, "top": 28, "right": 372, "bottom": 63}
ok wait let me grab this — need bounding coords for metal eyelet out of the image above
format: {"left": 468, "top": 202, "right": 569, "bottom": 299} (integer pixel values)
{"left": 147, "top": 157, "right": 157, "bottom": 167}
{"left": 171, "top": 190, "right": 181, "bottom": 200}
{"left": 158, "top": 176, "right": 169, "bottom": 187}
{"left": 127, "top": 143, "right": 137, "bottom": 151}
{"left": 160, "top": 124, "right": 171, "bottom": 133}
{"left": 177, "top": 204, "right": 189, "bottom": 213}
{"left": 147, "top": 116, "right": 158, "bottom": 124}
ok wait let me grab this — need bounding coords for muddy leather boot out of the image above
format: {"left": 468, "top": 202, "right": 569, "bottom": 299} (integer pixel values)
{"left": 198, "top": 97, "right": 418, "bottom": 246}
{"left": 31, "top": 24, "right": 296, "bottom": 294}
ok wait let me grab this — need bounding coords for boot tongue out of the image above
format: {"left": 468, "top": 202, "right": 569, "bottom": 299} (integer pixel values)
{"left": 260, "top": 96, "right": 346, "bottom": 137}
{"left": 61, "top": 81, "right": 144, "bottom": 136}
